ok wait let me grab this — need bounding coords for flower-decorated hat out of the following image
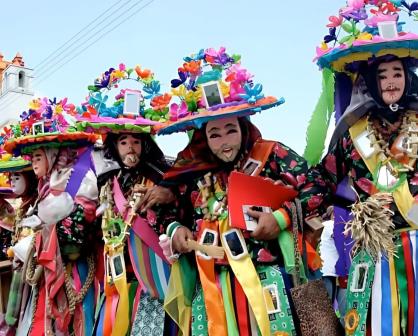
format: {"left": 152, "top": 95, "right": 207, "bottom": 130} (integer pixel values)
{"left": 155, "top": 47, "right": 284, "bottom": 135}
{"left": 0, "top": 150, "right": 31, "bottom": 173}
{"left": 304, "top": 0, "right": 418, "bottom": 166}
{"left": 75, "top": 63, "right": 168, "bottom": 135}
{"left": 316, "top": 0, "right": 418, "bottom": 73}
{"left": 3, "top": 97, "right": 99, "bottom": 155}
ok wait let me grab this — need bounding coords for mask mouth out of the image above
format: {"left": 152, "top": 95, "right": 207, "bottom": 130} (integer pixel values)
{"left": 222, "top": 147, "right": 234, "bottom": 158}
{"left": 124, "top": 153, "right": 139, "bottom": 165}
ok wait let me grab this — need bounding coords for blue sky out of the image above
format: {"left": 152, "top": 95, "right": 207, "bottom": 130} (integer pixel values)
{"left": 1, "top": 0, "right": 339, "bottom": 156}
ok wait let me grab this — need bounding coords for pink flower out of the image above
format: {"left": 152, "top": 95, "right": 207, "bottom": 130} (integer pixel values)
{"left": 365, "top": 13, "right": 398, "bottom": 27}
{"left": 274, "top": 145, "right": 288, "bottom": 159}
{"left": 146, "top": 209, "right": 157, "bottom": 225}
{"left": 411, "top": 173, "right": 418, "bottom": 186}
{"left": 289, "top": 160, "right": 298, "bottom": 169}
{"left": 327, "top": 15, "right": 343, "bottom": 28}
{"left": 297, "top": 174, "right": 307, "bottom": 187}
{"left": 348, "top": 0, "right": 365, "bottom": 9}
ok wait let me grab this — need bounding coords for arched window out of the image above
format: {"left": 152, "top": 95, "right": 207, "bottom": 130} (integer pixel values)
{"left": 18, "top": 71, "right": 25, "bottom": 88}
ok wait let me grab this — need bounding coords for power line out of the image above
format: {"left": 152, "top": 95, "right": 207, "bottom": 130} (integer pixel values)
{"left": 0, "top": 0, "right": 155, "bottom": 113}
{"left": 35, "top": 0, "right": 148, "bottom": 85}
{"left": 0, "top": 0, "right": 139, "bottom": 110}
{"left": 34, "top": 0, "right": 134, "bottom": 73}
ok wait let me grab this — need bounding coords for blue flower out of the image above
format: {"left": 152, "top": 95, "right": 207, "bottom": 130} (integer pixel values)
{"left": 239, "top": 83, "right": 264, "bottom": 104}
{"left": 143, "top": 80, "right": 161, "bottom": 100}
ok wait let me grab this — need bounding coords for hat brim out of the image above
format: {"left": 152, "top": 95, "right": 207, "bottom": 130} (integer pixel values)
{"left": 4, "top": 132, "right": 99, "bottom": 155}
{"left": 317, "top": 34, "right": 418, "bottom": 72}
{"left": 75, "top": 116, "right": 159, "bottom": 135}
{"left": 0, "top": 159, "right": 32, "bottom": 173}
{"left": 156, "top": 96, "right": 284, "bottom": 135}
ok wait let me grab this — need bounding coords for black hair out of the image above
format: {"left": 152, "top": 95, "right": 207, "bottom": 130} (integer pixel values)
{"left": 103, "top": 132, "right": 169, "bottom": 184}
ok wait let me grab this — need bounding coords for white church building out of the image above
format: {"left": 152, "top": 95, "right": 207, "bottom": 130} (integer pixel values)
{"left": 0, "top": 52, "right": 34, "bottom": 128}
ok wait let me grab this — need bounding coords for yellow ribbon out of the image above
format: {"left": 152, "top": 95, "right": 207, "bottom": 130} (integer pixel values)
{"left": 349, "top": 117, "right": 417, "bottom": 228}
{"left": 109, "top": 246, "right": 130, "bottom": 336}
{"left": 389, "top": 254, "right": 400, "bottom": 336}
{"left": 218, "top": 217, "right": 270, "bottom": 336}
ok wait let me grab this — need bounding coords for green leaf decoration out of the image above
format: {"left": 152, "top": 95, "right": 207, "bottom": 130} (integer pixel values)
{"left": 303, "top": 68, "right": 335, "bottom": 166}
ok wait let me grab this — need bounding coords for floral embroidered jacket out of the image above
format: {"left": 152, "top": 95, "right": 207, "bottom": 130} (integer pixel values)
{"left": 177, "top": 141, "right": 328, "bottom": 265}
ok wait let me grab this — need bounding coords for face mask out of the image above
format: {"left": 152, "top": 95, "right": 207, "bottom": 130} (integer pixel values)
{"left": 206, "top": 117, "right": 242, "bottom": 163}
{"left": 11, "top": 173, "right": 26, "bottom": 196}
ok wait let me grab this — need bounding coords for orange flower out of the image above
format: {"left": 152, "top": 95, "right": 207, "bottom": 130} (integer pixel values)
{"left": 151, "top": 93, "right": 172, "bottom": 110}
{"left": 135, "top": 66, "right": 152, "bottom": 79}
{"left": 179, "top": 60, "right": 201, "bottom": 76}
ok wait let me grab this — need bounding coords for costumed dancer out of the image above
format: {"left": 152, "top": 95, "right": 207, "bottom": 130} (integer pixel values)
{"left": 0, "top": 152, "right": 37, "bottom": 334}
{"left": 75, "top": 63, "right": 178, "bottom": 335}
{"left": 3, "top": 97, "right": 99, "bottom": 336}
{"left": 306, "top": 1, "right": 418, "bottom": 334}
{"left": 156, "top": 47, "right": 328, "bottom": 336}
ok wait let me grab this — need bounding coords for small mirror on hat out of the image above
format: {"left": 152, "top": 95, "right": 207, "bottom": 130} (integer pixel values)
{"left": 123, "top": 89, "right": 143, "bottom": 116}
{"left": 201, "top": 81, "right": 224, "bottom": 108}
{"left": 32, "top": 121, "right": 45, "bottom": 136}
{"left": 377, "top": 21, "right": 398, "bottom": 39}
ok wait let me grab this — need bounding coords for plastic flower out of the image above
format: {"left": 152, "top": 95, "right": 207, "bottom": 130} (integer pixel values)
{"left": 179, "top": 60, "right": 201, "bottom": 76}
{"left": 28, "top": 98, "right": 42, "bottom": 111}
{"left": 110, "top": 64, "right": 126, "bottom": 82}
{"left": 356, "top": 31, "right": 373, "bottom": 40}
{"left": 89, "top": 92, "right": 108, "bottom": 112}
{"left": 135, "top": 65, "right": 153, "bottom": 80}
{"left": 169, "top": 101, "right": 189, "bottom": 121}
{"left": 327, "top": 15, "right": 344, "bottom": 27}
{"left": 348, "top": 0, "right": 365, "bottom": 9}
{"left": 184, "top": 49, "right": 205, "bottom": 62}
{"left": 143, "top": 80, "right": 161, "bottom": 100}
{"left": 205, "top": 47, "right": 233, "bottom": 66}
{"left": 150, "top": 93, "right": 172, "bottom": 111}
{"left": 365, "top": 12, "right": 398, "bottom": 26}
{"left": 239, "top": 83, "right": 264, "bottom": 104}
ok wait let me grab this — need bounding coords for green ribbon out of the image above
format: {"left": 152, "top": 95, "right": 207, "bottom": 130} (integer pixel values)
{"left": 346, "top": 250, "right": 375, "bottom": 336}
{"left": 394, "top": 236, "right": 408, "bottom": 335}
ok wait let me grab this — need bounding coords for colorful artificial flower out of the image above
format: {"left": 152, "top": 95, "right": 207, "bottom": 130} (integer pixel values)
{"left": 150, "top": 93, "right": 172, "bottom": 111}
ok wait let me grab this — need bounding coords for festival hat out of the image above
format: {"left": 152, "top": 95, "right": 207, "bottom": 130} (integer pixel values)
{"left": 3, "top": 97, "right": 99, "bottom": 155}
{"left": 155, "top": 47, "right": 284, "bottom": 135}
{"left": 75, "top": 63, "right": 168, "bottom": 135}
{"left": 304, "top": 0, "right": 418, "bottom": 165}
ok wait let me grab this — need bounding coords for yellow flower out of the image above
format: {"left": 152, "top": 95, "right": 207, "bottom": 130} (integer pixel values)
{"left": 111, "top": 69, "right": 126, "bottom": 81}
{"left": 321, "top": 41, "right": 329, "bottom": 50}
{"left": 0, "top": 173, "right": 9, "bottom": 187}
{"left": 220, "top": 81, "right": 229, "bottom": 97}
{"left": 54, "top": 105, "right": 64, "bottom": 114}
{"left": 0, "top": 154, "right": 11, "bottom": 162}
{"left": 171, "top": 85, "right": 188, "bottom": 99}
{"left": 185, "top": 88, "right": 201, "bottom": 103}
{"left": 29, "top": 99, "right": 42, "bottom": 110}
{"left": 356, "top": 32, "right": 373, "bottom": 41}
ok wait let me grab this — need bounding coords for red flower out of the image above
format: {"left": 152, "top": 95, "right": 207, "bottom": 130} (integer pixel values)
{"left": 351, "top": 150, "right": 361, "bottom": 161}
{"left": 356, "top": 178, "right": 374, "bottom": 195}
{"left": 269, "top": 160, "right": 278, "bottom": 171}
{"left": 307, "top": 195, "right": 323, "bottom": 211}
{"left": 324, "top": 154, "right": 337, "bottom": 175}
{"left": 274, "top": 144, "right": 288, "bottom": 159}
{"left": 297, "top": 175, "right": 307, "bottom": 187}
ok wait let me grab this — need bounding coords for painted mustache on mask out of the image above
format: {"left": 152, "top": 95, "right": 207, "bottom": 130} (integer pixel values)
{"left": 124, "top": 153, "right": 139, "bottom": 164}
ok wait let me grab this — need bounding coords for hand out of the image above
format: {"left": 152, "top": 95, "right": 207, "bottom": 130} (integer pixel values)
{"left": 171, "top": 226, "right": 194, "bottom": 254}
{"left": 247, "top": 209, "right": 280, "bottom": 241}
{"left": 263, "top": 177, "right": 296, "bottom": 190}
{"left": 138, "top": 186, "right": 176, "bottom": 213}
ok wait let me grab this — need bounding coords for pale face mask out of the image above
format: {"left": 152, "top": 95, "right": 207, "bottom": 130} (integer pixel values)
{"left": 10, "top": 173, "right": 26, "bottom": 196}
{"left": 116, "top": 134, "right": 142, "bottom": 168}
{"left": 206, "top": 117, "right": 242, "bottom": 163}
{"left": 31, "top": 148, "right": 48, "bottom": 178}
{"left": 377, "top": 60, "right": 406, "bottom": 106}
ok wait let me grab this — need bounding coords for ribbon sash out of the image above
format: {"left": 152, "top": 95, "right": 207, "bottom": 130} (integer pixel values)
{"left": 349, "top": 117, "right": 417, "bottom": 228}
